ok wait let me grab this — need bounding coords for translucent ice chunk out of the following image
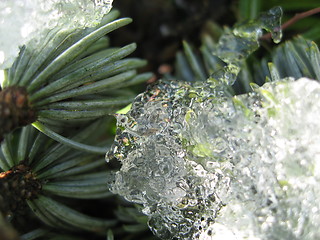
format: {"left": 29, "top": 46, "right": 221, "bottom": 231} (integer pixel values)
{"left": 210, "top": 6, "right": 282, "bottom": 86}
{"left": 0, "top": 0, "right": 113, "bottom": 69}
{"left": 107, "top": 80, "right": 229, "bottom": 238}
{"left": 107, "top": 77, "right": 320, "bottom": 239}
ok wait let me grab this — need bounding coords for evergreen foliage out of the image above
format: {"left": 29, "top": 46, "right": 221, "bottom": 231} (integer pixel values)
{"left": 0, "top": 1, "right": 320, "bottom": 239}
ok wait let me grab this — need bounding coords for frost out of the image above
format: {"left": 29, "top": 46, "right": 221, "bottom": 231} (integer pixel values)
{"left": 107, "top": 77, "right": 320, "bottom": 239}
{"left": 0, "top": 0, "right": 113, "bottom": 69}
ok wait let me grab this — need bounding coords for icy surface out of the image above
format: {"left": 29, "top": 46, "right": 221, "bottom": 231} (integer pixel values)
{"left": 107, "top": 77, "right": 320, "bottom": 239}
{"left": 0, "top": 0, "right": 113, "bottom": 69}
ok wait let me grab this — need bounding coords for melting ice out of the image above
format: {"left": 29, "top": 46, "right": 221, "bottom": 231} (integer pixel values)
{"left": 107, "top": 78, "right": 320, "bottom": 239}
{"left": 106, "top": 6, "right": 320, "bottom": 240}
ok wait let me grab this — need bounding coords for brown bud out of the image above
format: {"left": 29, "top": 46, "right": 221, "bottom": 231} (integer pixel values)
{"left": 0, "top": 86, "right": 36, "bottom": 142}
{"left": 0, "top": 164, "right": 41, "bottom": 217}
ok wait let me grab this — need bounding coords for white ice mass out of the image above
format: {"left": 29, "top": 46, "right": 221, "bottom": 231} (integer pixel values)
{"left": 0, "top": 0, "right": 113, "bottom": 69}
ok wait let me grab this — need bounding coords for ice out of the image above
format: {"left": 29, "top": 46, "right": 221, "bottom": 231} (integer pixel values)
{"left": 210, "top": 6, "right": 282, "bottom": 86}
{"left": 0, "top": 0, "right": 113, "bottom": 69}
{"left": 183, "top": 77, "right": 320, "bottom": 239}
{"left": 105, "top": 7, "right": 318, "bottom": 239}
{"left": 107, "top": 77, "right": 320, "bottom": 239}
{"left": 107, "top": 80, "right": 229, "bottom": 238}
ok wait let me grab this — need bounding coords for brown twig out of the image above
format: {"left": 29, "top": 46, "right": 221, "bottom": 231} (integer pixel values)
{"left": 260, "top": 7, "right": 320, "bottom": 41}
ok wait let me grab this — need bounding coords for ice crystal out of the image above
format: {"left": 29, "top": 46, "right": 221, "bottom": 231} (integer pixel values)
{"left": 107, "top": 77, "right": 320, "bottom": 239}
{"left": 0, "top": 0, "right": 113, "bottom": 69}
